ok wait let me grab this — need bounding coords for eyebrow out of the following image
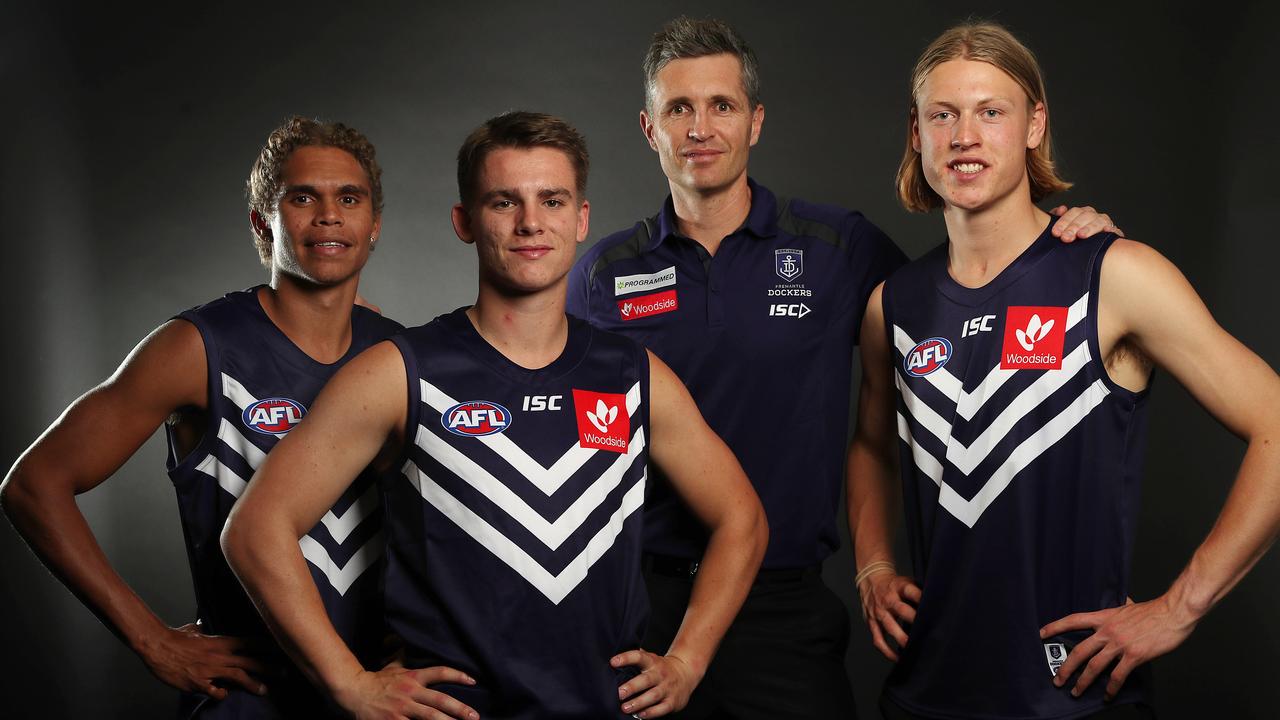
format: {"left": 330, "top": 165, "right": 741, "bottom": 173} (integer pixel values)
{"left": 281, "top": 183, "right": 369, "bottom": 196}
{"left": 480, "top": 187, "right": 574, "bottom": 202}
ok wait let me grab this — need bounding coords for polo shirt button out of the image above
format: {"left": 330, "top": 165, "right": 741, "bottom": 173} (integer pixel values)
{"left": 710, "top": 283, "right": 720, "bottom": 293}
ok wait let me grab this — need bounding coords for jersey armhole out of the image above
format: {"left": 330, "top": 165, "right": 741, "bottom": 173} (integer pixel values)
{"left": 1085, "top": 236, "right": 1151, "bottom": 404}
{"left": 165, "top": 313, "right": 223, "bottom": 476}
{"left": 387, "top": 334, "right": 422, "bottom": 475}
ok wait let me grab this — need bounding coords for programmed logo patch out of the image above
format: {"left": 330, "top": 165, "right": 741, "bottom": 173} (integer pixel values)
{"left": 614, "top": 266, "right": 677, "bottom": 296}
{"left": 242, "top": 398, "right": 306, "bottom": 435}
{"left": 1001, "top": 306, "right": 1068, "bottom": 370}
{"left": 571, "top": 389, "right": 629, "bottom": 453}
{"left": 617, "top": 289, "right": 678, "bottom": 321}
{"left": 441, "top": 401, "right": 512, "bottom": 437}
{"left": 904, "top": 337, "right": 953, "bottom": 377}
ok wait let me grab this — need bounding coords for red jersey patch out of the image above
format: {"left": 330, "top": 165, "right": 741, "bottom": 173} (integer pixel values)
{"left": 571, "top": 389, "right": 629, "bottom": 453}
{"left": 1000, "top": 306, "right": 1069, "bottom": 370}
{"left": 617, "top": 290, "right": 677, "bottom": 321}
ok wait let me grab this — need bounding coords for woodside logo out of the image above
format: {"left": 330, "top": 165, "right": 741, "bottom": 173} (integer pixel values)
{"left": 617, "top": 289, "right": 678, "bottom": 321}
{"left": 1000, "top": 306, "right": 1068, "bottom": 370}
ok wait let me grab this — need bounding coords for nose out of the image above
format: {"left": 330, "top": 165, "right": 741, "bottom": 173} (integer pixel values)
{"left": 687, "top": 109, "right": 712, "bottom": 142}
{"left": 516, "top": 204, "right": 543, "bottom": 235}
{"left": 315, "top": 196, "right": 343, "bottom": 225}
{"left": 951, "top": 113, "right": 980, "bottom": 151}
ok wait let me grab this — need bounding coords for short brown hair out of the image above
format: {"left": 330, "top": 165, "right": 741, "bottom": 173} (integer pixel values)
{"left": 896, "top": 22, "right": 1071, "bottom": 212}
{"left": 245, "top": 117, "right": 384, "bottom": 265}
{"left": 455, "top": 111, "right": 589, "bottom": 207}
{"left": 643, "top": 16, "right": 761, "bottom": 113}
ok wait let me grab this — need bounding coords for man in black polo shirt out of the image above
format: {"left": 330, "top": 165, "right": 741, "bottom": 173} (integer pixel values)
{"left": 567, "top": 17, "right": 1118, "bottom": 718}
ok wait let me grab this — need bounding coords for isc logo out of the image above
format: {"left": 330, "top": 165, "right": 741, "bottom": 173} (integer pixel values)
{"left": 768, "top": 303, "right": 811, "bottom": 318}
{"left": 522, "top": 395, "right": 563, "bottom": 411}
{"left": 905, "top": 337, "right": 952, "bottom": 377}
{"left": 242, "top": 398, "right": 306, "bottom": 435}
{"left": 441, "top": 401, "right": 512, "bottom": 437}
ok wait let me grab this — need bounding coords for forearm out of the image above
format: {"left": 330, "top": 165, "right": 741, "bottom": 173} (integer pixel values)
{"left": 1164, "top": 433, "right": 1280, "bottom": 621}
{"left": 1, "top": 469, "right": 170, "bottom": 655}
{"left": 667, "top": 501, "right": 767, "bottom": 677}
{"left": 846, "top": 437, "right": 899, "bottom": 569}
{"left": 222, "top": 520, "right": 362, "bottom": 699}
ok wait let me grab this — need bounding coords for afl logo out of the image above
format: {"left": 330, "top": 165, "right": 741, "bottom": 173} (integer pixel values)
{"left": 905, "top": 337, "right": 953, "bottom": 377}
{"left": 242, "top": 398, "right": 306, "bottom": 435}
{"left": 441, "top": 401, "right": 512, "bottom": 437}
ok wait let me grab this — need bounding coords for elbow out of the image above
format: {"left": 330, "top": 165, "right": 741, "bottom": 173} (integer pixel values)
{"left": 219, "top": 512, "right": 254, "bottom": 579}
{"left": 746, "top": 498, "right": 769, "bottom": 568}
{"left": 1, "top": 464, "right": 41, "bottom": 524}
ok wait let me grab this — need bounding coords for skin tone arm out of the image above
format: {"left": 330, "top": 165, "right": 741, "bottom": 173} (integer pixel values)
{"left": 222, "top": 341, "right": 478, "bottom": 720}
{"left": 612, "top": 351, "right": 768, "bottom": 719}
{"left": 1048, "top": 205, "right": 1123, "bottom": 241}
{"left": 1041, "top": 239, "right": 1280, "bottom": 699}
{"left": 846, "top": 284, "right": 922, "bottom": 661}
{"left": 0, "top": 320, "right": 269, "bottom": 698}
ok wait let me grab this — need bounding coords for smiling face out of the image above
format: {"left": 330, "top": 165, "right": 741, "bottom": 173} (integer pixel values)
{"left": 641, "top": 53, "right": 763, "bottom": 197}
{"left": 912, "top": 58, "right": 1045, "bottom": 214}
{"left": 253, "top": 145, "right": 379, "bottom": 289}
{"left": 452, "top": 146, "right": 589, "bottom": 297}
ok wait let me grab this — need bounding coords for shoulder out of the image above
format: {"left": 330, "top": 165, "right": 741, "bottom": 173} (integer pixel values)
{"left": 573, "top": 219, "right": 655, "bottom": 281}
{"left": 779, "top": 197, "right": 888, "bottom": 249}
{"left": 352, "top": 304, "right": 406, "bottom": 338}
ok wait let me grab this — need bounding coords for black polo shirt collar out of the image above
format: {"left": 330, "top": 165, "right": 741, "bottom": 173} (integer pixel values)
{"left": 649, "top": 177, "right": 780, "bottom": 251}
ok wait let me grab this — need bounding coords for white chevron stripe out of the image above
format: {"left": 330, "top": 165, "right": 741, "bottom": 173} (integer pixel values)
{"left": 896, "top": 412, "right": 943, "bottom": 485}
{"left": 319, "top": 483, "right": 379, "bottom": 544}
{"left": 898, "top": 380, "right": 1110, "bottom": 527}
{"left": 893, "top": 293, "right": 1090, "bottom": 420}
{"left": 194, "top": 454, "right": 247, "bottom": 498}
{"left": 408, "top": 427, "right": 646, "bottom": 550}
{"left": 408, "top": 469, "right": 645, "bottom": 605}
{"left": 938, "top": 380, "right": 1110, "bottom": 527}
{"left": 221, "top": 373, "right": 257, "bottom": 411}
{"left": 216, "top": 418, "right": 266, "bottom": 469}
{"left": 419, "top": 379, "right": 642, "bottom": 496}
{"left": 300, "top": 531, "right": 385, "bottom": 596}
{"left": 897, "top": 338, "right": 1091, "bottom": 476}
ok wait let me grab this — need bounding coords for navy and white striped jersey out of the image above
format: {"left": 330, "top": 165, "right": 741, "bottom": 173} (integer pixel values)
{"left": 882, "top": 222, "right": 1152, "bottom": 719}
{"left": 166, "top": 286, "right": 401, "bottom": 716}
{"left": 387, "top": 308, "right": 649, "bottom": 720}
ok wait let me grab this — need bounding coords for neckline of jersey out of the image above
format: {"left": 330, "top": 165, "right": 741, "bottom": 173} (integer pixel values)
{"left": 236, "top": 285, "right": 363, "bottom": 372}
{"left": 932, "top": 214, "right": 1058, "bottom": 307}
{"left": 440, "top": 306, "right": 593, "bottom": 385}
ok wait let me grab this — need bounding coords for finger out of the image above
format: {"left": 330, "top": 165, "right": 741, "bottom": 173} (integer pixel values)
{"left": 201, "top": 682, "right": 228, "bottom": 701}
{"left": 621, "top": 685, "right": 666, "bottom": 715}
{"left": 631, "top": 697, "right": 675, "bottom": 719}
{"left": 1112, "top": 225, "right": 1125, "bottom": 238}
{"left": 618, "top": 668, "right": 658, "bottom": 700}
{"left": 1049, "top": 205, "right": 1068, "bottom": 216}
{"left": 412, "top": 688, "right": 479, "bottom": 720}
{"left": 1072, "top": 645, "right": 1118, "bottom": 697}
{"left": 1050, "top": 207, "right": 1085, "bottom": 237}
{"left": 611, "top": 649, "right": 653, "bottom": 669}
{"left": 1076, "top": 214, "right": 1113, "bottom": 239}
{"left": 1053, "top": 636, "right": 1102, "bottom": 687}
{"left": 413, "top": 665, "right": 477, "bottom": 686}
{"left": 1040, "top": 609, "right": 1104, "bottom": 638}
{"left": 213, "top": 666, "right": 267, "bottom": 696}
{"left": 224, "top": 653, "right": 270, "bottom": 676}
{"left": 867, "top": 618, "right": 899, "bottom": 662}
{"left": 1104, "top": 658, "right": 1135, "bottom": 700}
{"left": 875, "top": 607, "right": 910, "bottom": 648}
{"left": 890, "top": 597, "right": 917, "bottom": 625}
{"left": 900, "top": 582, "right": 923, "bottom": 603}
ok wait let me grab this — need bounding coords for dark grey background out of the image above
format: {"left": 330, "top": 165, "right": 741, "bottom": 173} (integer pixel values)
{"left": 3, "top": 1, "right": 1277, "bottom": 717}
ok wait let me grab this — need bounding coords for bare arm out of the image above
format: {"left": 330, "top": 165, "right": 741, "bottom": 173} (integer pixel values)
{"left": 221, "top": 341, "right": 477, "bottom": 720}
{"left": 613, "top": 351, "right": 767, "bottom": 719}
{"left": 0, "top": 320, "right": 268, "bottom": 698}
{"left": 1044, "top": 239, "right": 1280, "bottom": 698}
{"left": 846, "top": 283, "right": 921, "bottom": 661}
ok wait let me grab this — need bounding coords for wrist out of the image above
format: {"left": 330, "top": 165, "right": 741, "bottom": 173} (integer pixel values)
{"left": 664, "top": 650, "right": 707, "bottom": 684}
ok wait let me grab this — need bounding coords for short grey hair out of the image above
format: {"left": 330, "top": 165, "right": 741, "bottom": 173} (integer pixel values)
{"left": 642, "top": 17, "right": 761, "bottom": 112}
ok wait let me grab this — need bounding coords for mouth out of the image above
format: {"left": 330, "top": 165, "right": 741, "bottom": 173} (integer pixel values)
{"left": 511, "top": 245, "right": 553, "bottom": 259}
{"left": 949, "top": 159, "right": 987, "bottom": 176}
{"left": 683, "top": 149, "right": 724, "bottom": 163}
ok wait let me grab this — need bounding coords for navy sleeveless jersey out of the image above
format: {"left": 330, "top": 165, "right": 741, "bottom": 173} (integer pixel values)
{"left": 166, "top": 286, "right": 402, "bottom": 716}
{"left": 387, "top": 308, "right": 649, "bottom": 719}
{"left": 882, "top": 222, "right": 1152, "bottom": 719}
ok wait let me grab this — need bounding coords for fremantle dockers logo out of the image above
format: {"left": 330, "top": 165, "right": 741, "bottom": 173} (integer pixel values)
{"left": 775, "top": 248, "right": 803, "bottom": 281}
